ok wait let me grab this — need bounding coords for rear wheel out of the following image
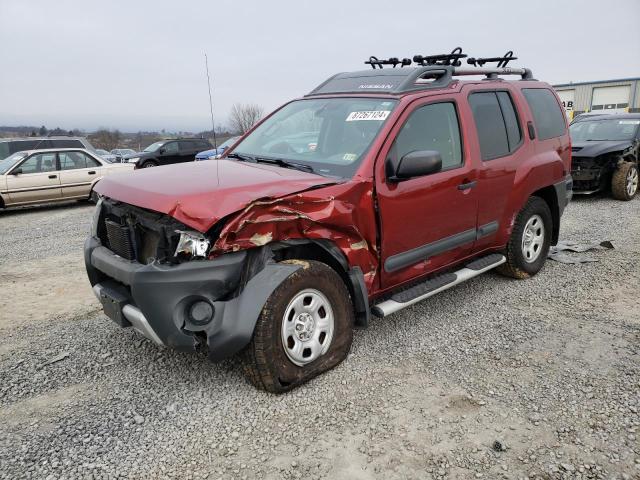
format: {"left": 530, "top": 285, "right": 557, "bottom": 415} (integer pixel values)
{"left": 241, "top": 260, "right": 354, "bottom": 393}
{"left": 611, "top": 162, "right": 638, "bottom": 201}
{"left": 497, "top": 196, "right": 552, "bottom": 279}
{"left": 142, "top": 160, "right": 158, "bottom": 168}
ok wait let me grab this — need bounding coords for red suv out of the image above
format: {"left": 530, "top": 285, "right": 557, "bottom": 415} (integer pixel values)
{"left": 85, "top": 51, "right": 572, "bottom": 392}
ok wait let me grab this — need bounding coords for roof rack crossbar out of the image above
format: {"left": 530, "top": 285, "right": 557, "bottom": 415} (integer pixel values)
{"left": 467, "top": 51, "right": 517, "bottom": 68}
{"left": 365, "top": 56, "right": 412, "bottom": 69}
{"left": 452, "top": 67, "right": 534, "bottom": 80}
{"left": 413, "top": 47, "right": 467, "bottom": 67}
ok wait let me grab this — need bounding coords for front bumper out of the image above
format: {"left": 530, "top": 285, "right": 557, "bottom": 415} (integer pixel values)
{"left": 85, "top": 236, "right": 301, "bottom": 360}
{"left": 554, "top": 174, "right": 573, "bottom": 214}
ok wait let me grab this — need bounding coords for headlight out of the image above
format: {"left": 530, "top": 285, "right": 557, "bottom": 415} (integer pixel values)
{"left": 126, "top": 157, "right": 140, "bottom": 163}
{"left": 174, "top": 230, "right": 210, "bottom": 259}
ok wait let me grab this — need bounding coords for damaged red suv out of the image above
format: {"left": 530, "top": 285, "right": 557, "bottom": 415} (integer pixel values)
{"left": 85, "top": 51, "right": 572, "bottom": 392}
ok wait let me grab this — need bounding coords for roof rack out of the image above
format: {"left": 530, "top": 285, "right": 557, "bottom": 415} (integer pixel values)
{"left": 307, "top": 49, "right": 535, "bottom": 96}
{"left": 413, "top": 47, "right": 467, "bottom": 67}
{"left": 365, "top": 56, "right": 412, "bottom": 69}
{"left": 467, "top": 51, "right": 517, "bottom": 68}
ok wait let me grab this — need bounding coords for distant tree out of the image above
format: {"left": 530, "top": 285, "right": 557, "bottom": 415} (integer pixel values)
{"left": 30, "top": 130, "right": 37, "bottom": 137}
{"left": 38, "top": 125, "right": 47, "bottom": 136}
{"left": 229, "top": 103, "right": 264, "bottom": 134}
{"left": 90, "top": 129, "right": 122, "bottom": 150}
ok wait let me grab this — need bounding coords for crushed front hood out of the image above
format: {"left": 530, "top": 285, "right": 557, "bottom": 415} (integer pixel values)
{"left": 571, "top": 140, "right": 633, "bottom": 158}
{"left": 94, "top": 160, "right": 337, "bottom": 232}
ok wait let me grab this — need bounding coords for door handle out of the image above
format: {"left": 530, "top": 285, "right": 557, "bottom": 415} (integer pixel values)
{"left": 457, "top": 180, "right": 477, "bottom": 190}
{"left": 88, "top": 171, "right": 96, "bottom": 175}
{"left": 48, "top": 174, "right": 57, "bottom": 179}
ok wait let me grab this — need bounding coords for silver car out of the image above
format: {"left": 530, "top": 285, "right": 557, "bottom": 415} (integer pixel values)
{"left": 0, "top": 148, "right": 134, "bottom": 208}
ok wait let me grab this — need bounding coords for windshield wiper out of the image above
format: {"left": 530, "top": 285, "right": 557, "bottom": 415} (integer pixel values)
{"left": 255, "top": 157, "right": 314, "bottom": 173}
{"left": 226, "top": 152, "right": 255, "bottom": 162}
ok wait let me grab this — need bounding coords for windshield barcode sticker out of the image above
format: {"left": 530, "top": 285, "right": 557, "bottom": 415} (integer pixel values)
{"left": 346, "top": 111, "right": 390, "bottom": 121}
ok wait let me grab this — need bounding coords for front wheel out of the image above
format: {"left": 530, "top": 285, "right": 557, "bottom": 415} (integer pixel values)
{"left": 611, "top": 162, "right": 638, "bottom": 201}
{"left": 497, "top": 196, "right": 552, "bottom": 279}
{"left": 141, "top": 160, "right": 158, "bottom": 168}
{"left": 241, "top": 260, "right": 354, "bottom": 393}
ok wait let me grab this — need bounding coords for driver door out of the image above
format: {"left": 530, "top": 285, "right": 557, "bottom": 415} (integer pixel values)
{"left": 375, "top": 100, "right": 479, "bottom": 289}
{"left": 6, "top": 152, "right": 62, "bottom": 205}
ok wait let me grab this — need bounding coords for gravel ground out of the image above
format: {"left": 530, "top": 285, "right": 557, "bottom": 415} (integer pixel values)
{"left": 0, "top": 195, "right": 638, "bottom": 480}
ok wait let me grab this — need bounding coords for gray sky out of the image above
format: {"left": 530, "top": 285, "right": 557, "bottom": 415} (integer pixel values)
{"left": 1, "top": 0, "right": 639, "bottom": 132}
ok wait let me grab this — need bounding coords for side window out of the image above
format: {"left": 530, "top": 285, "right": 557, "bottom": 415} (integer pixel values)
{"left": 85, "top": 154, "right": 100, "bottom": 168}
{"left": 469, "top": 92, "right": 509, "bottom": 160}
{"left": 59, "top": 151, "right": 94, "bottom": 170}
{"left": 179, "top": 141, "right": 195, "bottom": 152}
{"left": 163, "top": 142, "right": 179, "bottom": 154}
{"left": 394, "top": 102, "right": 462, "bottom": 170}
{"left": 10, "top": 140, "right": 41, "bottom": 154}
{"left": 51, "top": 139, "right": 83, "bottom": 148}
{"left": 496, "top": 92, "right": 522, "bottom": 151}
{"left": 522, "top": 88, "right": 566, "bottom": 140}
{"left": 19, "top": 153, "right": 57, "bottom": 173}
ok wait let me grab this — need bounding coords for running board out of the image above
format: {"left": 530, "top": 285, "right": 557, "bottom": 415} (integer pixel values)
{"left": 372, "top": 253, "right": 506, "bottom": 318}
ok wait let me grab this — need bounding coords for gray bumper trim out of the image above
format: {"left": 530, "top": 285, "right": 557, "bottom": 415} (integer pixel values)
{"left": 92, "top": 284, "right": 164, "bottom": 346}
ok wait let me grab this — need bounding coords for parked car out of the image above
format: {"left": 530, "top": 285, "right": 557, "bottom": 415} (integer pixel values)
{"left": 569, "top": 113, "right": 639, "bottom": 200}
{"left": 85, "top": 52, "right": 572, "bottom": 393}
{"left": 110, "top": 148, "right": 137, "bottom": 162}
{"left": 0, "top": 136, "right": 96, "bottom": 161}
{"left": 124, "top": 138, "right": 213, "bottom": 168}
{"left": 0, "top": 148, "right": 134, "bottom": 208}
{"left": 195, "top": 136, "right": 240, "bottom": 160}
{"left": 95, "top": 149, "right": 118, "bottom": 163}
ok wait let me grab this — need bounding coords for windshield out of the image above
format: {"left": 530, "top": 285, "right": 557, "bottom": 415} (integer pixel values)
{"left": 96, "top": 149, "right": 109, "bottom": 155}
{"left": 143, "top": 141, "right": 165, "bottom": 152}
{"left": 570, "top": 119, "right": 640, "bottom": 142}
{"left": 231, "top": 98, "right": 398, "bottom": 177}
{"left": 0, "top": 151, "right": 28, "bottom": 174}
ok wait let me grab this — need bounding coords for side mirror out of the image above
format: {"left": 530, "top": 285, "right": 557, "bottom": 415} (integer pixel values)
{"left": 387, "top": 150, "right": 442, "bottom": 182}
{"left": 11, "top": 168, "right": 22, "bottom": 175}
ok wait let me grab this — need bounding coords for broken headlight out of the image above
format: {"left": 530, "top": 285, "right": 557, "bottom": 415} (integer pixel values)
{"left": 174, "top": 230, "right": 211, "bottom": 259}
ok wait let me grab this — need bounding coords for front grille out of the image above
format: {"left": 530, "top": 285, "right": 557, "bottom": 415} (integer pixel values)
{"left": 105, "top": 219, "right": 136, "bottom": 260}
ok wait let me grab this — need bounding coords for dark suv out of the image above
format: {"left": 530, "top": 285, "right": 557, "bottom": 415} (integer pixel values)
{"left": 125, "top": 138, "right": 213, "bottom": 168}
{"left": 85, "top": 50, "right": 572, "bottom": 392}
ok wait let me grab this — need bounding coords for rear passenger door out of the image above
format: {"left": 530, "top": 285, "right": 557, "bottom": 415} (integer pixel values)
{"left": 58, "top": 151, "right": 103, "bottom": 198}
{"left": 465, "top": 88, "right": 526, "bottom": 251}
{"left": 6, "top": 152, "right": 62, "bottom": 204}
{"left": 178, "top": 141, "right": 199, "bottom": 162}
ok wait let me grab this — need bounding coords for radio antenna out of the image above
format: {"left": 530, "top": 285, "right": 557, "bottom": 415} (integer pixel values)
{"left": 204, "top": 53, "right": 218, "bottom": 150}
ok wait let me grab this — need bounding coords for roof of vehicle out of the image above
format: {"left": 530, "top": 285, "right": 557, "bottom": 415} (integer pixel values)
{"left": 0, "top": 136, "right": 90, "bottom": 142}
{"left": 11, "top": 147, "right": 98, "bottom": 155}
{"left": 306, "top": 50, "right": 535, "bottom": 97}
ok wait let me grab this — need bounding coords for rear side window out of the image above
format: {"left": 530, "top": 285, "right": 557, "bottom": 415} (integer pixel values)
{"left": 469, "top": 92, "right": 510, "bottom": 160}
{"left": 51, "top": 139, "right": 84, "bottom": 148}
{"left": 522, "top": 88, "right": 566, "bottom": 140}
{"left": 59, "top": 151, "right": 99, "bottom": 170}
{"left": 394, "top": 102, "right": 463, "bottom": 170}
{"left": 496, "top": 92, "right": 522, "bottom": 150}
{"left": 10, "top": 140, "right": 42, "bottom": 154}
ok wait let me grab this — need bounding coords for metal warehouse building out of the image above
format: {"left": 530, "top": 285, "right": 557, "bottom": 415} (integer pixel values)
{"left": 553, "top": 77, "right": 640, "bottom": 120}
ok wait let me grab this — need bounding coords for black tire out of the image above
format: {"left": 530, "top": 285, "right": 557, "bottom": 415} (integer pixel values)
{"left": 241, "top": 260, "right": 354, "bottom": 393}
{"left": 88, "top": 189, "right": 99, "bottom": 204}
{"left": 497, "top": 196, "right": 552, "bottom": 279}
{"left": 611, "top": 162, "right": 638, "bottom": 201}
{"left": 141, "top": 160, "right": 158, "bottom": 168}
